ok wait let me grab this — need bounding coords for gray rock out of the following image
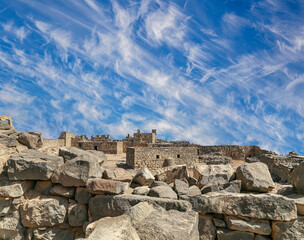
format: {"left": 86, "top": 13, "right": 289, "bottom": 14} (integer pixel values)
{"left": 132, "top": 167, "right": 154, "bottom": 186}
{"left": 0, "top": 211, "right": 25, "bottom": 240}
{"left": 220, "top": 180, "right": 241, "bottom": 193}
{"left": 20, "top": 197, "right": 67, "bottom": 227}
{"left": 132, "top": 186, "right": 150, "bottom": 196}
{"left": 190, "top": 192, "right": 297, "bottom": 221}
{"left": 89, "top": 194, "right": 192, "bottom": 221}
{"left": 217, "top": 228, "right": 254, "bottom": 240}
{"left": 188, "top": 185, "right": 201, "bottom": 197}
{"left": 17, "top": 132, "right": 42, "bottom": 149}
{"left": 254, "top": 235, "right": 271, "bottom": 240}
{"left": 34, "top": 180, "right": 53, "bottom": 195}
{"left": 103, "top": 168, "right": 133, "bottom": 182}
{"left": 236, "top": 162, "right": 275, "bottom": 193}
{"left": 50, "top": 184, "right": 75, "bottom": 198}
{"left": 213, "top": 218, "right": 226, "bottom": 228}
{"left": 174, "top": 179, "right": 189, "bottom": 196}
{"left": 31, "top": 228, "right": 74, "bottom": 240}
{"left": 68, "top": 203, "right": 88, "bottom": 227}
{"left": 155, "top": 165, "right": 188, "bottom": 184}
{"left": 201, "top": 184, "right": 219, "bottom": 194}
{"left": 272, "top": 216, "right": 304, "bottom": 240}
{"left": 187, "top": 176, "right": 198, "bottom": 186}
{"left": 148, "top": 186, "right": 178, "bottom": 199}
{"left": 0, "top": 134, "right": 17, "bottom": 147}
{"left": 51, "top": 157, "right": 102, "bottom": 187}
{"left": 86, "top": 178, "right": 129, "bottom": 195}
{"left": 0, "top": 180, "right": 33, "bottom": 198}
{"left": 225, "top": 215, "right": 271, "bottom": 235}
{"left": 199, "top": 214, "right": 216, "bottom": 240}
{"left": 291, "top": 162, "right": 304, "bottom": 194}
{"left": 75, "top": 187, "right": 93, "bottom": 204}
{"left": 0, "top": 198, "right": 14, "bottom": 216}
{"left": 150, "top": 181, "right": 168, "bottom": 187}
{"left": 7, "top": 150, "right": 64, "bottom": 180}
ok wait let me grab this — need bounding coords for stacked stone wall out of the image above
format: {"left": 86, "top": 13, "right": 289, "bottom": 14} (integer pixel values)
{"left": 78, "top": 141, "right": 123, "bottom": 154}
{"left": 43, "top": 139, "right": 65, "bottom": 148}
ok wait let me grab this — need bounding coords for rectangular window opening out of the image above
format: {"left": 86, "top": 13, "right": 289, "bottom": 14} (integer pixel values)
{"left": 94, "top": 146, "right": 98, "bottom": 150}
{"left": 156, "top": 155, "right": 160, "bottom": 159}
{"left": 177, "top": 154, "right": 180, "bottom": 158}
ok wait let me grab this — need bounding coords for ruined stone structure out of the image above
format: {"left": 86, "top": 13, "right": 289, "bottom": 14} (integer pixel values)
{"left": 77, "top": 140, "right": 123, "bottom": 154}
{"left": 123, "top": 129, "right": 156, "bottom": 152}
{"left": 0, "top": 115, "right": 15, "bottom": 129}
{"left": 126, "top": 146, "right": 198, "bottom": 170}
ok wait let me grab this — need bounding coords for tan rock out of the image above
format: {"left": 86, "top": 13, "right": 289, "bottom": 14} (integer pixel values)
{"left": 50, "top": 184, "right": 75, "bottom": 198}
{"left": 34, "top": 180, "right": 53, "bottom": 195}
{"left": 199, "top": 214, "right": 216, "bottom": 240}
{"left": 291, "top": 162, "right": 304, "bottom": 194}
{"left": 155, "top": 165, "right": 188, "bottom": 184}
{"left": 132, "top": 167, "right": 154, "bottom": 186}
{"left": 272, "top": 216, "right": 304, "bottom": 240}
{"left": 0, "top": 198, "right": 14, "bottom": 216}
{"left": 103, "top": 168, "right": 133, "bottom": 182}
{"left": 0, "top": 210, "right": 25, "bottom": 240}
{"left": 217, "top": 228, "right": 254, "bottom": 240}
{"left": 86, "top": 179, "right": 129, "bottom": 195}
{"left": 0, "top": 180, "right": 33, "bottom": 198}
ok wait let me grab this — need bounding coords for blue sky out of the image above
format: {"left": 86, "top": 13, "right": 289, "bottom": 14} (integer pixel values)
{"left": 0, "top": 0, "right": 304, "bottom": 154}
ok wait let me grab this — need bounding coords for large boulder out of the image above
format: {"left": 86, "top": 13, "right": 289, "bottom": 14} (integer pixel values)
{"left": 132, "top": 167, "right": 154, "bottom": 186}
{"left": 103, "top": 168, "right": 133, "bottom": 182}
{"left": 129, "top": 202, "right": 199, "bottom": 240}
{"left": 236, "top": 162, "right": 275, "bottom": 193}
{"left": 86, "top": 179, "right": 129, "bottom": 195}
{"left": 85, "top": 214, "right": 140, "bottom": 240}
{"left": 155, "top": 165, "right": 188, "bottom": 184}
{"left": 6, "top": 150, "right": 64, "bottom": 180}
{"left": 174, "top": 179, "right": 189, "bottom": 196}
{"left": 89, "top": 194, "right": 192, "bottom": 221}
{"left": 291, "top": 162, "right": 304, "bottom": 194}
{"left": 193, "top": 164, "right": 235, "bottom": 188}
{"left": 51, "top": 157, "right": 102, "bottom": 187}
{"left": 148, "top": 186, "right": 178, "bottom": 199}
{"left": 272, "top": 216, "right": 304, "bottom": 240}
{"left": 0, "top": 180, "right": 33, "bottom": 198}
{"left": 0, "top": 211, "right": 25, "bottom": 240}
{"left": 17, "top": 132, "right": 42, "bottom": 149}
{"left": 0, "top": 134, "right": 17, "bottom": 147}
{"left": 20, "top": 197, "right": 68, "bottom": 228}
{"left": 190, "top": 192, "right": 297, "bottom": 221}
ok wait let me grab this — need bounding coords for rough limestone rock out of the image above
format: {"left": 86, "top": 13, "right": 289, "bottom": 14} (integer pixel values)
{"left": 68, "top": 203, "right": 87, "bottom": 227}
{"left": 225, "top": 216, "right": 271, "bottom": 235}
{"left": 6, "top": 150, "right": 64, "bottom": 180}
{"left": 59, "top": 146, "right": 106, "bottom": 165}
{"left": 287, "top": 194, "right": 304, "bottom": 215}
{"left": 190, "top": 192, "right": 297, "bottom": 221}
{"left": 201, "top": 184, "right": 219, "bottom": 194}
{"left": 155, "top": 165, "right": 188, "bottom": 184}
{"left": 148, "top": 186, "right": 178, "bottom": 199}
{"left": 50, "top": 184, "right": 75, "bottom": 198}
{"left": 0, "top": 180, "right": 33, "bottom": 198}
{"left": 0, "top": 120, "right": 11, "bottom": 130}
{"left": 0, "top": 134, "right": 17, "bottom": 147}
{"left": 217, "top": 228, "right": 254, "bottom": 240}
{"left": 198, "top": 214, "right": 216, "bottom": 240}
{"left": 188, "top": 185, "right": 201, "bottom": 197}
{"left": 75, "top": 187, "right": 93, "bottom": 204}
{"left": 89, "top": 194, "right": 192, "bottom": 221}
{"left": 132, "top": 186, "right": 150, "bottom": 196}
{"left": 236, "top": 162, "right": 275, "bottom": 193}
{"left": 150, "top": 181, "right": 168, "bottom": 187}
{"left": 219, "top": 180, "right": 241, "bottom": 193}
{"left": 129, "top": 202, "right": 199, "bottom": 240}
{"left": 193, "top": 164, "right": 235, "bottom": 188}
{"left": 174, "top": 179, "right": 189, "bottom": 196}
{"left": 213, "top": 218, "right": 227, "bottom": 228}
{"left": 34, "top": 180, "right": 53, "bottom": 195}
{"left": 0, "top": 198, "right": 14, "bottom": 216}
{"left": 132, "top": 167, "right": 154, "bottom": 186}
{"left": 51, "top": 157, "right": 102, "bottom": 187}
{"left": 17, "top": 132, "right": 42, "bottom": 149}
{"left": 30, "top": 228, "right": 74, "bottom": 240}
{"left": 85, "top": 214, "right": 140, "bottom": 240}
{"left": 86, "top": 179, "right": 129, "bottom": 195}
{"left": 272, "top": 216, "right": 304, "bottom": 240}
{"left": 103, "top": 168, "right": 133, "bottom": 182}
{"left": 20, "top": 197, "right": 67, "bottom": 228}
{"left": 0, "top": 210, "right": 25, "bottom": 240}
{"left": 291, "top": 162, "right": 304, "bottom": 194}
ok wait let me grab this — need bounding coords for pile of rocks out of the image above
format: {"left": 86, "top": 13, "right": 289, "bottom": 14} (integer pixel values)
{"left": 198, "top": 152, "right": 232, "bottom": 165}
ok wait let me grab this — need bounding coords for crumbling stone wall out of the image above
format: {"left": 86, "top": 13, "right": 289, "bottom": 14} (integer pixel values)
{"left": 126, "top": 146, "right": 198, "bottom": 170}
{"left": 59, "top": 132, "right": 76, "bottom": 147}
{"left": 43, "top": 139, "right": 65, "bottom": 148}
{"left": 123, "top": 129, "right": 156, "bottom": 152}
{"left": 78, "top": 141, "right": 123, "bottom": 154}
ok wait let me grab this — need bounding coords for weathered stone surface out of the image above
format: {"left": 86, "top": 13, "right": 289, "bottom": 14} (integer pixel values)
{"left": 20, "top": 197, "right": 67, "bottom": 227}
{"left": 148, "top": 186, "right": 178, "bottom": 199}
{"left": 17, "top": 132, "right": 42, "bottom": 149}
{"left": 31, "top": 228, "right": 74, "bottom": 240}
{"left": 155, "top": 165, "right": 188, "bottom": 184}
{"left": 75, "top": 187, "right": 92, "bottom": 204}
{"left": 0, "top": 210, "right": 25, "bottom": 240}
{"left": 272, "top": 216, "right": 304, "bottom": 240}
{"left": 150, "top": 181, "right": 168, "bottom": 187}
{"left": 50, "top": 184, "right": 75, "bottom": 198}
{"left": 291, "top": 162, "right": 304, "bottom": 194}
{"left": 193, "top": 164, "right": 235, "bottom": 188}
{"left": 217, "top": 228, "right": 254, "bottom": 240}
{"left": 51, "top": 157, "right": 102, "bottom": 187}
{"left": 190, "top": 192, "right": 297, "bottom": 221}
{"left": 7, "top": 150, "right": 64, "bottom": 180}
{"left": 68, "top": 203, "right": 87, "bottom": 227}
{"left": 86, "top": 179, "right": 129, "bottom": 195}
{"left": 213, "top": 218, "right": 226, "bottom": 228}
{"left": 85, "top": 214, "right": 140, "bottom": 240}
{"left": 129, "top": 202, "right": 199, "bottom": 240}
{"left": 287, "top": 194, "right": 304, "bottom": 215}
{"left": 188, "top": 185, "right": 201, "bottom": 197}
{"left": 220, "top": 180, "right": 241, "bottom": 193}
{"left": 198, "top": 214, "right": 216, "bottom": 240}
{"left": 0, "top": 198, "right": 14, "bottom": 216}
{"left": 132, "top": 186, "right": 150, "bottom": 196}
{"left": 0, "top": 120, "right": 11, "bottom": 130}
{"left": 225, "top": 215, "right": 271, "bottom": 235}
{"left": 103, "top": 168, "right": 133, "bottom": 182}
{"left": 0, "top": 134, "right": 17, "bottom": 147}
{"left": 89, "top": 194, "right": 192, "bottom": 221}
{"left": 201, "top": 184, "right": 219, "bottom": 194}
{"left": 34, "top": 180, "right": 53, "bottom": 195}
{"left": 59, "top": 146, "right": 106, "bottom": 165}
{"left": 0, "top": 180, "right": 33, "bottom": 198}
{"left": 236, "top": 162, "right": 275, "bottom": 193}
{"left": 174, "top": 179, "right": 189, "bottom": 196}
{"left": 132, "top": 166, "right": 154, "bottom": 186}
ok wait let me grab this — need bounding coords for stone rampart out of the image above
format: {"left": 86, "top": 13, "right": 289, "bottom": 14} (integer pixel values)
{"left": 78, "top": 141, "right": 123, "bottom": 154}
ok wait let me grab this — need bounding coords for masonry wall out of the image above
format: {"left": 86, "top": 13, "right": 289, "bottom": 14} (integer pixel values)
{"left": 43, "top": 139, "right": 65, "bottom": 148}
{"left": 198, "top": 145, "right": 253, "bottom": 160}
{"left": 126, "top": 146, "right": 198, "bottom": 170}
{"left": 78, "top": 141, "right": 123, "bottom": 154}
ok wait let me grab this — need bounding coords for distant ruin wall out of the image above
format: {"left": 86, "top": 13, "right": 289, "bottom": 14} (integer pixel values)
{"left": 127, "top": 146, "right": 198, "bottom": 170}
{"left": 43, "top": 139, "right": 65, "bottom": 148}
{"left": 78, "top": 141, "right": 123, "bottom": 154}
